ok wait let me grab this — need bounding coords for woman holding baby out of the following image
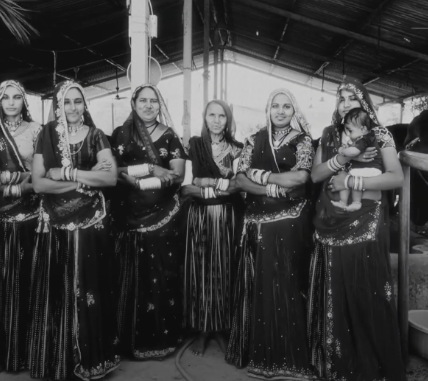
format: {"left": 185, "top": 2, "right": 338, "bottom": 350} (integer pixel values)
{"left": 308, "top": 78, "right": 407, "bottom": 381}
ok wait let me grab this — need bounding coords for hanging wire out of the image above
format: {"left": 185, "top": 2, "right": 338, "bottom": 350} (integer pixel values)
{"left": 0, "top": 30, "right": 127, "bottom": 53}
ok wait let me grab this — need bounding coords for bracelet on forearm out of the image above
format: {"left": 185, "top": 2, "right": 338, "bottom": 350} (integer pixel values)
{"left": 128, "top": 163, "right": 151, "bottom": 178}
{"left": 138, "top": 177, "right": 162, "bottom": 190}
{"left": 344, "top": 174, "right": 351, "bottom": 190}
{"left": 215, "top": 178, "right": 230, "bottom": 191}
{"left": 0, "top": 170, "right": 11, "bottom": 185}
{"left": 327, "top": 155, "right": 344, "bottom": 173}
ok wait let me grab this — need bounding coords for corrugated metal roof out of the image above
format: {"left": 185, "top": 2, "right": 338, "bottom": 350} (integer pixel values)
{"left": 0, "top": 0, "right": 427, "bottom": 100}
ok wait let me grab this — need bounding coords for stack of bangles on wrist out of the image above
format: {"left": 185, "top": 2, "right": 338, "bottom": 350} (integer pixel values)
{"left": 60, "top": 166, "right": 92, "bottom": 191}
{"left": 327, "top": 154, "right": 344, "bottom": 172}
{"left": 344, "top": 174, "right": 365, "bottom": 191}
{"left": 200, "top": 187, "right": 223, "bottom": 199}
{"left": 247, "top": 168, "right": 271, "bottom": 185}
{"left": 61, "top": 166, "right": 79, "bottom": 182}
{"left": 136, "top": 177, "right": 162, "bottom": 190}
{"left": 266, "top": 183, "right": 287, "bottom": 198}
{"left": 1, "top": 170, "right": 22, "bottom": 198}
{"left": 128, "top": 163, "right": 154, "bottom": 177}
{"left": 214, "top": 178, "right": 229, "bottom": 191}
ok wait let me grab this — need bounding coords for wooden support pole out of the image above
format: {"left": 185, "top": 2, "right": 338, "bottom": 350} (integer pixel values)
{"left": 398, "top": 161, "right": 410, "bottom": 361}
{"left": 203, "top": 0, "right": 210, "bottom": 106}
{"left": 220, "top": 49, "right": 224, "bottom": 101}
{"left": 182, "top": 0, "right": 193, "bottom": 146}
{"left": 224, "top": 61, "right": 228, "bottom": 103}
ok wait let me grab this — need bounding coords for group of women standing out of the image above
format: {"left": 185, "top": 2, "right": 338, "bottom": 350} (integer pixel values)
{"left": 0, "top": 76, "right": 406, "bottom": 381}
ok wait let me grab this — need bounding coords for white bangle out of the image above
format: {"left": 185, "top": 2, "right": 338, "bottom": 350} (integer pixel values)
{"left": 129, "top": 164, "right": 150, "bottom": 178}
{"left": 344, "top": 175, "right": 351, "bottom": 190}
{"left": 138, "top": 177, "right": 162, "bottom": 190}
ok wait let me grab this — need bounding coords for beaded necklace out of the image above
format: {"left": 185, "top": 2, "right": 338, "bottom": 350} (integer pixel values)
{"left": 4, "top": 115, "right": 23, "bottom": 135}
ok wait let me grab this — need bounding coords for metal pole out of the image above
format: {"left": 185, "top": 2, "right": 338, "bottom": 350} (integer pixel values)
{"left": 213, "top": 27, "right": 219, "bottom": 99}
{"left": 182, "top": 0, "right": 192, "bottom": 146}
{"left": 130, "top": 0, "right": 149, "bottom": 92}
{"left": 203, "top": 0, "right": 210, "bottom": 106}
{"left": 398, "top": 163, "right": 410, "bottom": 361}
{"left": 224, "top": 62, "right": 228, "bottom": 103}
{"left": 220, "top": 49, "right": 224, "bottom": 101}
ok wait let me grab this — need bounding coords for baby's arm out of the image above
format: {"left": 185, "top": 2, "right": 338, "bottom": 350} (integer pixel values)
{"left": 338, "top": 145, "right": 362, "bottom": 158}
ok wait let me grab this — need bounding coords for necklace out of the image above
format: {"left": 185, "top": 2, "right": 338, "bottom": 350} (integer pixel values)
{"left": 272, "top": 126, "right": 292, "bottom": 149}
{"left": 10, "top": 122, "right": 30, "bottom": 138}
{"left": 272, "top": 126, "right": 292, "bottom": 136}
{"left": 68, "top": 120, "right": 84, "bottom": 137}
{"left": 147, "top": 121, "right": 159, "bottom": 136}
{"left": 211, "top": 135, "right": 225, "bottom": 148}
{"left": 4, "top": 115, "right": 23, "bottom": 134}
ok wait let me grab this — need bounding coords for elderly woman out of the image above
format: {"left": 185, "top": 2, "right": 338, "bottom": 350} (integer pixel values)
{"left": 28, "top": 80, "right": 119, "bottom": 380}
{"left": 308, "top": 78, "right": 406, "bottom": 380}
{"left": 110, "top": 84, "right": 186, "bottom": 360}
{"left": 0, "top": 80, "right": 41, "bottom": 372}
{"left": 181, "top": 100, "right": 244, "bottom": 356}
{"left": 226, "top": 89, "right": 318, "bottom": 380}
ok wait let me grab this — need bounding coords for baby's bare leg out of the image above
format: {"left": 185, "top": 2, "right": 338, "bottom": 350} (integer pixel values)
{"left": 347, "top": 190, "right": 363, "bottom": 211}
{"left": 331, "top": 189, "right": 350, "bottom": 209}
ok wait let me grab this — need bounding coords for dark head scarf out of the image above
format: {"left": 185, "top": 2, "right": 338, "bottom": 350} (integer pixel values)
{"left": 121, "top": 84, "right": 177, "bottom": 165}
{"left": 38, "top": 80, "right": 105, "bottom": 231}
{"left": 191, "top": 99, "right": 242, "bottom": 179}
{"left": 0, "top": 80, "right": 33, "bottom": 172}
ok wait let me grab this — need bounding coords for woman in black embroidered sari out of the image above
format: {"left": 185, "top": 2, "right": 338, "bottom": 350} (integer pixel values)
{"left": 0, "top": 80, "right": 41, "bottom": 372}
{"left": 226, "top": 88, "right": 318, "bottom": 380}
{"left": 181, "top": 100, "right": 244, "bottom": 356}
{"left": 308, "top": 78, "right": 406, "bottom": 380}
{"left": 110, "top": 84, "right": 186, "bottom": 360}
{"left": 29, "top": 80, "right": 120, "bottom": 380}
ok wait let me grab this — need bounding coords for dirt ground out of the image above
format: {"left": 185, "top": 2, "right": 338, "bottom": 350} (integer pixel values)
{"left": 2, "top": 338, "right": 428, "bottom": 381}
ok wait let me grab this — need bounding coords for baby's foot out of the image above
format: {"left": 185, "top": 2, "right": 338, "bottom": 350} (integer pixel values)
{"left": 347, "top": 202, "right": 362, "bottom": 212}
{"left": 331, "top": 200, "right": 348, "bottom": 209}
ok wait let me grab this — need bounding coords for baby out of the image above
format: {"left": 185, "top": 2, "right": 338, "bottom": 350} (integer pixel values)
{"left": 331, "top": 107, "right": 383, "bottom": 211}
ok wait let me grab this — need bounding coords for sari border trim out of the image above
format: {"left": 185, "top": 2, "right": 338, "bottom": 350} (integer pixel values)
{"left": 132, "top": 193, "right": 180, "bottom": 233}
{"left": 314, "top": 201, "right": 381, "bottom": 247}
{"left": 133, "top": 347, "right": 176, "bottom": 360}
{"left": 244, "top": 200, "right": 307, "bottom": 225}
{"left": 74, "top": 355, "right": 120, "bottom": 381}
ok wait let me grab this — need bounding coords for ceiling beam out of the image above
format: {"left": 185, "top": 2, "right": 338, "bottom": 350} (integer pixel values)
{"left": 363, "top": 58, "right": 420, "bottom": 86}
{"left": 271, "top": 0, "right": 298, "bottom": 63}
{"left": 334, "top": 0, "right": 393, "bottom": 58}
{"left": 221, "top": 45, "right": 400, "bottom": 100}
{"left": 223, "top": 27, "right": 374, "bottom": 76}
{"left": 61, "top": 33, "right": 126, "bottom": 73}
{"left": 193, "top": 0, "right": 213, "bottom": 47}
{"left": 237, "top": 0, "right": 428, "bottom": 63}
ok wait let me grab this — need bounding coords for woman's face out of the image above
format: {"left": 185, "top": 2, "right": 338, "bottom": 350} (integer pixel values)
{"left": 205, "top": 103, "right": 227, "bottom": 136}
{"left": 64, "top": 87, "right": 85, "bottom": 124}
{"left": 270, "top": 93, "right": 294, "bottom": 128}
{"left": 133, "top": 87, "right": 160, "bottom": 124}
{"left": 337, "top": 89, "right": 361, "bottom": 118}
{"left": 1, "top": 86, "right": 24, "bottom": 118}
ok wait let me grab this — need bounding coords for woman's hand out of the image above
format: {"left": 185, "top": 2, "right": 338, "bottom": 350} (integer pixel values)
{"left": 20, "top": 174, "right": 33, "bottom": 194}
{"left": 117, "top": 167, "right": 128, "bottom": 175}
{"left": 193, "top": 177, "right": 215, "bottom": 188}
{"left": 19, "top": 171, "right": 32, "bottom": 183}
{"left": 46, "top": 168, "right": 62, "bottom": 181}
{"left": 327, "top": 171, "right": 348, "bottom": 193}
{"left": 353, "top": 146, "right": 377, "bottom": 162}
{"left": 153, "top": 165, "right": 179, "bottom": 187}
{"left": 120, "top": 173, "right": 139, "bottom": 188}
{"left": 92, "top": 159, "right": 112, "bottom": 171}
